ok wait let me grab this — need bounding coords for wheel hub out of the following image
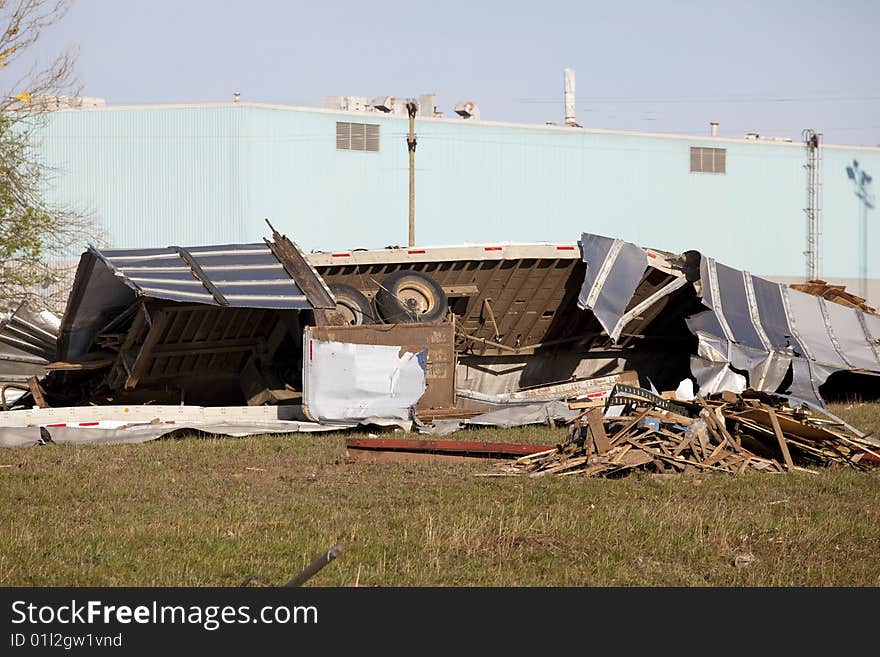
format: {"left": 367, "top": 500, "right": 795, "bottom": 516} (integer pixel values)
{"left": 397, "top": 282, "right": 434, "bottom": 315}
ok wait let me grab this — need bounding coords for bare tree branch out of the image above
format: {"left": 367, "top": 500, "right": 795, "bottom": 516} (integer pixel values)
{"left": 0, "top": 0, "right": 101, "bottom": 313}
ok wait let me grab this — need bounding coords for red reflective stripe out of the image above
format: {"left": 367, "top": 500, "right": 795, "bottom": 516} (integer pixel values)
{"left": 46, "top": 423, "right": 66, "bottom": 427}
{"left": 407, "top": 249, "right": 426, "bottom": 254}
{"left": 646, "top": 251, "right": 657, "bottom": 258}
{"left": 309, "top": 339, "right": 313, "bottom": 361}
{"left": 79, "top": 422, "right": 99, "bottom": 427}
{"left": 556, "top": 245, "right": 576, "bottom": 251}
{"left": 484, "top": 247, "right": 503, "bottom": 251}
{"left": 331, "top": 253, "right": 351, "bottom": 257}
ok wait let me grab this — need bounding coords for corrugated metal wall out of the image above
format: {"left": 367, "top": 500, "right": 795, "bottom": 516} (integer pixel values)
{"left": 36, "top": 103, "right": 880, "bottom": 286}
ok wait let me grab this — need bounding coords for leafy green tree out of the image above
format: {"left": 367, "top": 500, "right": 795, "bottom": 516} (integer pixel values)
{"left": 0, "top": 0, "right": 100, "bottom": 311}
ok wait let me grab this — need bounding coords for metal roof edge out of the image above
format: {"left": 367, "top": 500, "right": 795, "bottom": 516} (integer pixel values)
{"left": 45, "top": 101, "right": 880, "bottom": 152}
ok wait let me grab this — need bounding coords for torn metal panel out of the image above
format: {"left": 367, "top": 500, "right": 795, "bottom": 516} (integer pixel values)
{"left": 93, "top": 243, "right": 314, "bottom": 308}
{"left": 784, "top": 290, "right": 849, "bottom": 369}
{"left": 679, "top": 246, "right": 880, "bottom": 402}
{"left": 0, "top": 303, "right": 61, "bottom": 391}
{"left": 861, "top": 312, "right": 880, "bottom": 361}
{"left": 821, "top": 302, "right": 880, "bottom": 371}
{"left": 784, "top": 358, "right": 821, "bottom": 404}
{"left": 577, "top": 233, "right": 649, "bottom": 340}
{"left": 457, "top": 371, "right": 639, "bottom": 404}
{"left": 741, "top": 272, "right": 773, "bottom": 351}
{"left": 0, "top": 302, "right": 60, "bottom": 361}
{"left": 689, "top": 356, "right": 747, "bottom": 395}
{"left": 0, "top": 403, "right": 310, "bottom": 426}
{"left": 418, "top": 400, "right": 577, "bottom": 434}
{"left": 0, "top": 305, "right": 60, "bottom": 410}
{"left": 0, "top": 421, "right": 342, "bottom": 448}
{"left": 688, "top": 256, "right": 735, "bottom": 342}
{"left": 302, "top": 336, "right": 427, "bottom": 422}
{"left": 754, "top": 352, "right": 792, "bottom": 392}
{"left": 712, "top": 261, "right": 765, "bottom": 349}
{"left": 751, "top": 275, "right": 798, "bottom": 351}
{"left": 456, "top": 352, "right": 627, "bottom": 398}
{"left": 610, "top": 275, "right": 688, "bottom": 340}
{"left": 59, "top": 238, "right": 326, "bottom": 361}
{"left": 307, "top": 322, "right": 454, "bottom": 411}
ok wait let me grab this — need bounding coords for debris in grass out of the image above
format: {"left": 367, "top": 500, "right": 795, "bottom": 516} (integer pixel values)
{"left": 734, "top": 553, "right": 756, "bottom": 569}
{"left": 491, "top": 386, "right": 880, "bottom": 478}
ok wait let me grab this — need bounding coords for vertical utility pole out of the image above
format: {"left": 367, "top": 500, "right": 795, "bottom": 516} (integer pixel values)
{"left": 406, "top": 100, "right": 418, "bottom": 247}
{"left": 802, "top": 129, "right": 822, "bottom": 281}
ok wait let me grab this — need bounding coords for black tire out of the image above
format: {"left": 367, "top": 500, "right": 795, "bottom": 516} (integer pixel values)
{"left": 329, "top": 283, "right": 375, "bottom": 326}
{"left": 375, "top": 271, "right": 448, "bottom": 323}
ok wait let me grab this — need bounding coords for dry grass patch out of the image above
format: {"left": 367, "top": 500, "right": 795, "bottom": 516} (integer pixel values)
{"left": 0, "top": 404, "right": 877, "bottom": 586}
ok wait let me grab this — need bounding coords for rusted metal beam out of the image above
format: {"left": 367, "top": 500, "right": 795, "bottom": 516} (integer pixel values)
{"left": 172, "top": 245, "right": 229, "bottom": 306}
{"left": 345, "top": 437, "right": 555, "bottom": 457}
{"left": 284, "top": 544, "right": 343, "bottom": 587}
{"left": 1, "top": 383, "right": 30, "bottom": 411}
{"left": 264, "top": 220, "right": 336, "bottom": 310}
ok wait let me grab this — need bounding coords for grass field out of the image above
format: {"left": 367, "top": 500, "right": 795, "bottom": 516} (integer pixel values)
{"left": 1, "top": 402, "right": 878, "bottom": 587}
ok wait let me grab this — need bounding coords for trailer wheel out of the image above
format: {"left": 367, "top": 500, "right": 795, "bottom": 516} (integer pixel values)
{"left": 329, "top": 283, "right": 375, "bottom": 326}
{"left": 376, "top": 271, "right": 448, "bottom": 323}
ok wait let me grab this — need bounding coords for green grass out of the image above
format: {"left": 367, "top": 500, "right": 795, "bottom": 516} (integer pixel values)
{"left": 0, "top": 404, "right": 878, "bottom": 587}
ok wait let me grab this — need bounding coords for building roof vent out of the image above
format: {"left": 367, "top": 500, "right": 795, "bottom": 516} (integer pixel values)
{"left": 454, "top": 101, "right": 480, "bottom": 119}
{"left": 371, "top": 96, "right": 396, "bottom": 113}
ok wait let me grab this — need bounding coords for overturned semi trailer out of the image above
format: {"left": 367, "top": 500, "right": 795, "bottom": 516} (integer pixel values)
{"left": 31, "top": 227, "right": 880, "bottom": 420}
{"left": 308, "top": 240, "right": 697, "bottom": 402}
{"left": 49, "top": 227, "right": 338, "bottom": 407}
{"left": 309, "top": 231, "right": 880, "bottom": 408}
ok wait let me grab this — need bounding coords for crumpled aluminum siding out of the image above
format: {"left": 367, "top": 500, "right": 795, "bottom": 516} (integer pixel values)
{"left": 576, "top": 233, "right": 649, "bottom": 340}
{"left": 576, "top": 232, "right": 880, "bottom": 405}
{"left": 687, "top": 255, "right": 880, "bottom": 404}
{"left": 93, "top": 242, "right": 312, "bottom": 309}
{"left": 0, "top": 302, "right": 60, "bottom": 362}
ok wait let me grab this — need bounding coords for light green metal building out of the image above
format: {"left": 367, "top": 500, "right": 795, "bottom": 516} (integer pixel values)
{"left": 35, "top": 101, "right": 880, "bottom": 303}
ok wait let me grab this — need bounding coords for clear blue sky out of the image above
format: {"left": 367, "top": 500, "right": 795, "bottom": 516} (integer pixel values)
{"left": 22, "top": 0, "right": 880, "bottom": 146}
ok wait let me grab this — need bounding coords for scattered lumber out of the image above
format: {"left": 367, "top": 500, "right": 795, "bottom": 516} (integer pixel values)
{"left": 789, "top": 280, "right": 877, "bottom": 314}
{"left": 496, "top": 386, "right": 878, "bottom": 478}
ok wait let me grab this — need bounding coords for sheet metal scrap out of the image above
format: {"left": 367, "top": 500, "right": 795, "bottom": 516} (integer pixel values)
{"left": 502, "top": 388, "right": 878, "bottom": 478}
{"left": 576, "top": 232, "right": 880, "bottom": 405}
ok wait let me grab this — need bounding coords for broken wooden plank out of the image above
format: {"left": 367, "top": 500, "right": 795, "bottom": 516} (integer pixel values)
{"left": 27, "top": 376, "right": 47, "bottom": 409}
{"left": 767, "top": 408, "right": 795, "bottom": 471}
{"left": 124, "top": 310, "right": 170, "bottom": 390}
{"left": 45, "top": 351, "right": 117, "bottom": 371}
{"left": 586, "top": 408, "right": 611, "bottom": 453}
{"left": 607, "top": 409, "right": 650, "bottom": 445}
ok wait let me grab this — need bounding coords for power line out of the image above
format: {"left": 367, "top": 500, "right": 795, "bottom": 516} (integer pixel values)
{"left": 516, "top": 95, "right": 880, "bottom": 105}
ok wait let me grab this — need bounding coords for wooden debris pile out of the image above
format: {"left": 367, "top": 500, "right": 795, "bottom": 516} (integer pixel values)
{"left": 506, "top": 386, "right": 879, "bottom": 478}
{"left": 789, "top": 279, "right": 877, "bottom": 314}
